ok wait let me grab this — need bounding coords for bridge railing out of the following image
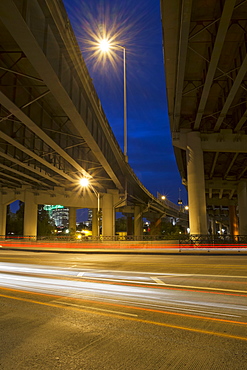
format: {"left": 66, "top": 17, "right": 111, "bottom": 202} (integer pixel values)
{"left": 2, "top": 234, "right": 247, "bottom": 245}
{"left": 178, "top": 234, "right": 247, "bottom": 246}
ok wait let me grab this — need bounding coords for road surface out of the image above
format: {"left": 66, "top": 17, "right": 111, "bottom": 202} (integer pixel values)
{"left": 0, "top": 251, "right": 246, "bottom": 369}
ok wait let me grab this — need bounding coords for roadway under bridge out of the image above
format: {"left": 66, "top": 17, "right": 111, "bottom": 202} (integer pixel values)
{"left": 0, "top": 0, "right": 187, "bottom": 238}
{"left": 161, "top": 0, "right": 247, "bottom": 236}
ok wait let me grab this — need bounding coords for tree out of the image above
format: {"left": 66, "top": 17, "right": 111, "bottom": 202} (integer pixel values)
{"left": 115, "top": 217, "right": 127, "bottom": 232}
{"left": 161, "top": 220, "right": 184, "bottom": 236}
{"left": 37, "top": 205, "right": 55, "bottom": 236}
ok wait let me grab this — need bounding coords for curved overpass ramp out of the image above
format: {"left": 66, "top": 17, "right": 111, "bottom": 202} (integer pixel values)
{"left": 0, "top": 0, "right": 186, "bottom": 237}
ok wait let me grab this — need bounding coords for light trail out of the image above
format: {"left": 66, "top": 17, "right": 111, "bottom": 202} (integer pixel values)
{"left": 150, "top": 276, "right": 247, "bottom": 294}
{"left": 0, "top": 262, "right": 247, "bottom": 324}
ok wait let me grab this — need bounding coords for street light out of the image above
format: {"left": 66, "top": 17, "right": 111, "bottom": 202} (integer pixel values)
{"left": 80, "top": 178, "right": 100, "bottom": 237}
{"left": 98, "top": 39, "right": 128, "bottom": 162}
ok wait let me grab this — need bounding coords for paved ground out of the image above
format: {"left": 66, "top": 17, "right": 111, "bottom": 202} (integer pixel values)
{"left": 0, "top": 252, "right": 246, "bottom": 369}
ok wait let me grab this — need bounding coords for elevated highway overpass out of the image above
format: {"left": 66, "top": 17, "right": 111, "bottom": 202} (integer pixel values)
{"left": 161, "top": 0, "right": 247, "bottom": 235}
{"left": 0, "top": 0, "right": 187, "bottom": 238}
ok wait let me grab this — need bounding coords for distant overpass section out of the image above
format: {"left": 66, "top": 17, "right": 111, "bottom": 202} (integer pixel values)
{"left": 0, "top": 0, "right": 187, "bottom": 238}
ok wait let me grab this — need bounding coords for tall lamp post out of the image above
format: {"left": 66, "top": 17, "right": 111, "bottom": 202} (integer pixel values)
{"left": 99, "top": 40, "right": 128, "bottom": 162}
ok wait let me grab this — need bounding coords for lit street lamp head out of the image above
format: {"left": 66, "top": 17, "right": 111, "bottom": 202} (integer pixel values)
{"left": 99, "top": 38, "right": 111, "bottom": 52}
{"left": 79, "top": 177, "right": 89, "bottom": 187}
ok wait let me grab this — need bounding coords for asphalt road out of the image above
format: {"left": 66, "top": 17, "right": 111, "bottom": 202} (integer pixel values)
{"left": 0, "top": 251, "right": 246, "bottom": 369}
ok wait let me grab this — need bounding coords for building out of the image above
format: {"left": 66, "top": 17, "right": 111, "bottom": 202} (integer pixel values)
{"left": 43, "top": 205, "right": 69, "bottom": 228}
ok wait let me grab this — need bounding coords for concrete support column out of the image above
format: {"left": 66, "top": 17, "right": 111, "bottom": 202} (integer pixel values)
{"left": 102, "top": 193, "right": 114, "bottom": 237}
{"left": 186, "top": 132, "right": 207, "bottom": 235}
{"left": 150, "top": 217, "right": 162, "bottom": 235}
{"left": 238, "top": 181, "right": 247, "bottom": 235}
{"left": 127, "top": 216, "right": 133, "bottom": 235}
{"left": 91, "top": 208, "right": 99, "bottom": 237}
{"left": 208, "top": 219, "right": 213, "bottom": 235}
{"left": 69, "top": 207, "right": 77, "bottom": 233}
{"left": 211, "top": 218, "right": 216, "bottom": 235}
{"left": 24, "top": 192, "right": 37, "bottom": 238}
{"left": 134, "top": 205, "right": 143, "bottom": 236}
{"left": 0, "top": 195, "right": 7, "bottom": 238}
{"left": 229, "top": 205, "right": 239, "bottom": 236}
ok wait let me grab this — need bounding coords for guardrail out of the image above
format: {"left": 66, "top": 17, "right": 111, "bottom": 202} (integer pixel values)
{"left": 2, "top": 234, "right": 247, "bottom": 244}
{"left": 1, "top": 236, "right": 247, "bottom": 252}
{"left": 178, "top": 234, "right": 247, "bottom": 246}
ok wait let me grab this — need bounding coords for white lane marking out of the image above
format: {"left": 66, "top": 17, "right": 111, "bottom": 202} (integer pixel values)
{"left": 74, "top": 269, "right": 247, "bottom": 279}
{"left": 152, "top": 277, "right": 166, "bottom": 285}
{"left": 52, "top": 301, "right": 138, "bottom": 317}
{"left": 151, "top": 276, "right": 247, "bottom": 294}
{"left": 77, "top": 272, "right": 85, "bottom": 277}
{"left": 51, "top": 299, "right": 241, "bottom": 319}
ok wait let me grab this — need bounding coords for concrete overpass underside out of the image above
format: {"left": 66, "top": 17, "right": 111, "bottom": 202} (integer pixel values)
{"left": 0, "top": 0, "right": 187, "bottom": 238}
{"left": 161, "top": 0, "right": 247, "bottom": 235}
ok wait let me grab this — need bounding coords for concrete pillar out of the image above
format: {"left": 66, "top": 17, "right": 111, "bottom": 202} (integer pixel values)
{"left": 229, "top": 205, "right": 239, "bottom": 236}
{"left": 211, "top": 218, "right": 216, "bottom": 235}
{"left": 134, "top": 205, "right": 142, "bottom": 236}
{"left": 24, "top": 192, "right": 37, "bottom": 238}
{"left": 186, "top": 132, "right": 207, "bottom": 235}
{"left": 0, "top": 196, "right": 7, "bottom": 238}
{"left": 127, "top": 216, "right": 133, "bottom": 235}
{"left": 208, "top": 219, "right": 213, "bottom": 235}
{"left": 102, "top": 193, "right": 114, "bottom": 237}
{"left": 238, "top": 181, "right": 247, "bottom": 235}
{"left": 91, "top": 208, "right": 99, "bottom": 237}
{"left": 69, "top": 207, "right": 77, "bottom": 233}
{"left": 150, "top": 217, "right": 162, "bottom": 235}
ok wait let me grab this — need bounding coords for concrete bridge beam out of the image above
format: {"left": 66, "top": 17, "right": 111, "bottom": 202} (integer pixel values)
{"left": 24, "top": 192, "right": 37, "bottom": 238}
{"left": 91, "top": 208, "right": 99, "bottom": 237}
{"left": 69, "top": 207, "right": 77, "bottom": 234}
{"left": 238, "top": 181, "right": 247, "bottom": 235}
{"left": 0, "top": 197, "right": 7, "bottom": 238}
{"left": 102, "top": 193, "right": 114, "bottom": 237}
{"left": 186, "top": 132, "right": 208, "bottom": 235}
{"left": 229, "top": 205, "right": 239, "bottom": 236}
{"left": 134, "top": 206, "right": 143, "bottom": 236}
{"left": 127, "top": 216, "right": 133, "bottom": 236}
